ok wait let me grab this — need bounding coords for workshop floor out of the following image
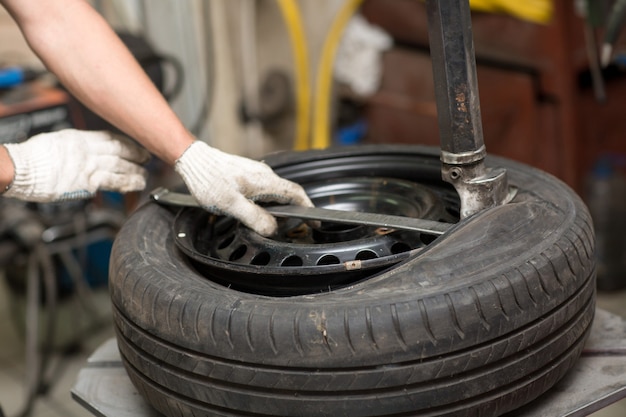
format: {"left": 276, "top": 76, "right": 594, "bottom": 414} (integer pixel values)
{"left": 0, "top": 278, "right": 625, "bottom": 417}
{"left": 0, "top": 277, "right": 115, "bottom": 417}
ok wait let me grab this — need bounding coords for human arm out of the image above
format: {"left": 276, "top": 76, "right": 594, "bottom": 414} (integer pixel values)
{"left": 1, "top": 0, "right": 313, "bottom": 235}
{"left": 1, "top": 0, "right": 192, "bottom": 164}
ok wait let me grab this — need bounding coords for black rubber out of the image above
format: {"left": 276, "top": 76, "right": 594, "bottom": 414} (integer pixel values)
{"left": 109, "top": 145, "right": 596, "bottom": 417}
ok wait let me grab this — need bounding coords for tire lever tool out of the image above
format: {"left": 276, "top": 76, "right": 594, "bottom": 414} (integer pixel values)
{"left": 426, "top": 0, "right": 515, "bottom": 218}
{"left": 150, "top": 187, "right": 453, "bottom": 236}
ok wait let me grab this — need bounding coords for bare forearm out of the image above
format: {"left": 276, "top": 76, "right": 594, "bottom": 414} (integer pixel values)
{"left": 2, "top": 0, "right": 194, "bottom": 165}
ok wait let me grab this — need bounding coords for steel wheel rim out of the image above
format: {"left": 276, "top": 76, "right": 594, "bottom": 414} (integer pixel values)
{"left": 174, "top": 152, "right": 460, "bottom": 296}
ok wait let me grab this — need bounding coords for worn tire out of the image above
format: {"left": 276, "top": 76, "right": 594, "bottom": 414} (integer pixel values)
{"left": 109, "top": 145, "right": 595, "bottom": 417}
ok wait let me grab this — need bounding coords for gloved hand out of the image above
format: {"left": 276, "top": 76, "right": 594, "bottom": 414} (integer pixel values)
{"left": 175, "top": 140, "right": 313, "bottom": 237}
{"left": 3, "top": 129, "right": 150, "bottom": 202}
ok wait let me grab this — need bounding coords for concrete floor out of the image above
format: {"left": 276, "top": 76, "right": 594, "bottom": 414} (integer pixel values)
{"left": 593, "top": 290, "right": 626, "bottom": 417}
{"left": 0, "top": 274, "right": 625, "bottom": 417}
{"left": 0, "top": 277, "right": 114, "bottom": 417}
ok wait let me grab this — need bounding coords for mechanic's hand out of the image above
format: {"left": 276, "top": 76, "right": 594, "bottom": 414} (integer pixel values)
{"left": 174, "top": 140, "right": 313, "bottom": 237}
{"left": 3, "top": 129, "right": 150, "bottom": 202}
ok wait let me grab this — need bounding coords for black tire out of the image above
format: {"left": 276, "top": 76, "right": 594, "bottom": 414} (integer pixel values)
{"left": 109, "top": 145, "right": 595, "bottom": 417}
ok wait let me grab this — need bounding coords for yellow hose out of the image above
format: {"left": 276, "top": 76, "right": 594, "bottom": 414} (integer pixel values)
{"left": 276, "top": 0, "right": 312, "bottom": 151}
{"left": 312, "top": 0, "right": 364, "bottom": 149}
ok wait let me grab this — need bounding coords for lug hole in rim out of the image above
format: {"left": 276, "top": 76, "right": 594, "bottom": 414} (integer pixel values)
{"left": 229, "top": 245, "right": 248, "bottom": 261}
{"left": 281, "top": 255, "right": 303, "bottom": 267}
{"left": 390, "top": 242, "right": 412, "bottom": 254}
{"left": 218, "top": 234, "right": 235, "bottom": 249}
{"left": 250, "top": 252, "right": 271, "bottom": 266}
{"left": 355, "top": 250, "right": 378, "bottom": 260}
{"left": 317, "top": 255, "right": 341, "bottom": 266}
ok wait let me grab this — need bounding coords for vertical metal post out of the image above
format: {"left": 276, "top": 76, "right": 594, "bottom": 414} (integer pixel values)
{"left": 426, "top": 0, "right": 485, "bottom": 162}
{"left": 426, "top": 0, "right": 513, "bottom": 218}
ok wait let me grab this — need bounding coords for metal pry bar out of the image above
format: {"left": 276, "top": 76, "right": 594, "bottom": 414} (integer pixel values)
{"left": 150, "top": 187, "right": 453, "bottom": 236}
{"left": 426, "top": 0, "right": 513, "bottom": 218}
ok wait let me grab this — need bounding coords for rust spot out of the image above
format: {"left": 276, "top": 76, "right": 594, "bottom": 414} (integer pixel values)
{"left": 456, "top": 91, "right": 467, "bottom": 113}
{"left": 345, "top": 260, "right": 362, "bottom": 270}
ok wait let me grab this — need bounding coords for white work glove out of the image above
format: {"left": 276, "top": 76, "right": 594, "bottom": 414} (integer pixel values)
{"left": 3, "top": 129, "right": 150, "bottom": 202}
{"left": 174, "top": 141, "right": 313, "bottom": 237}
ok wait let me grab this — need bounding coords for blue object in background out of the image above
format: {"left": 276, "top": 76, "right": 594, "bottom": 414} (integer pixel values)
{"left": 0, "top": 67, "right": 40, "bottom": 88}
{"left": 335, "top": 120, "right": 367, "bottom": 146}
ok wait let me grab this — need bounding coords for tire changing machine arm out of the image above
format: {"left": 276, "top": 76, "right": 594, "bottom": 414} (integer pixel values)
{"left": 426, "top": 0, "right": 513, "bottom": 219}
